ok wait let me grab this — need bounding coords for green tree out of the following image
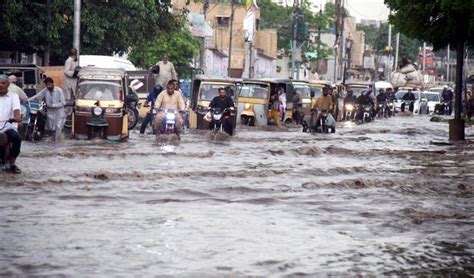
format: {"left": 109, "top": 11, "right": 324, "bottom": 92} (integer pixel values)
{"left": 357, "top": 23, "right": 422, "bottom": 65}
{"left": 128, "top": 27, "right": 201, "bottom": 69}
{"left": 384, "top": 0, "right": 474, "bottom": 138}
{"left": 0, "top": 0, "right": 180, "bottom": 65}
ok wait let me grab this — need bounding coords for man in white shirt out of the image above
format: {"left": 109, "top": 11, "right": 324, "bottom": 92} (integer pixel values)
{"left": 0, "top": 75, "right": 22, "bottom": 174}
{"left": 153, "top": 53, "right": 177, "bottom": 88}
{"left": 8, "top": 75, "right": 28, "bottom": 103}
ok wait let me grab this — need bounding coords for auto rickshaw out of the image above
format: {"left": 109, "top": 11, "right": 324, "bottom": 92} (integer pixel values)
{"left": 237, "top": 79, "right": 294, "bottom": 126}
{"left": 189, "top": 76, "right": 239, "bottom": 130}
{"left": 72, "top": 67, "right": 130, "bottom": 141}
{"left": 344, "top": 80, "right": 371, "bottom": 97}
{"left": 0, "top": 64, "right": 44, "bottom": 97}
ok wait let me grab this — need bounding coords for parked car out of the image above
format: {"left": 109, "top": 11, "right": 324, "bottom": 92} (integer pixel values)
{"left": 423, "top": 91, "right": 441, "bottom": 114}
{"left": 394, "top": 89, "right": 429, "bottom": 114}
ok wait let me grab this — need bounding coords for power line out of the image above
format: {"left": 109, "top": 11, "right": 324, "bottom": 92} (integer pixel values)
{"left": 345, "top": 1, "right": 388, "bottom": 20}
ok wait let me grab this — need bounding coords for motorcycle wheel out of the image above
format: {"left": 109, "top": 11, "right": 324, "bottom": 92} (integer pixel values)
{"left": 248, "top": 117, "right": 255, "bottom": 126}
{"left": 323, "top": 125, "right": 329, "bottom": 133}
{"left": 128, "top": 108, "right": 139, "bottom": 130}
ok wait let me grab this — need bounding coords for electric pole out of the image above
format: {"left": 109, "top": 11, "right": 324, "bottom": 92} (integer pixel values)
{"left": 394, "top": 32, "right": 400, "bottom": 72}
{"left": 316, "top": 6, "right": 322, "bottom": 73}
{"left": 200, "top": 0, "right": 209, "bottom": 74}
{"left": 227, "top": 0, "right": 236, "bottom": 78}
{"left": 73, "top": 0, "right": 81, "bottom": 58}
{"left": 290, "top": 0, "right": 299, "bottom": 79}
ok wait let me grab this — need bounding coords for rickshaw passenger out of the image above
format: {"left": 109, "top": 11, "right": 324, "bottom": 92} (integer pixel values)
{"left": 270, "top": 92, "right": 281, "bottom": 127}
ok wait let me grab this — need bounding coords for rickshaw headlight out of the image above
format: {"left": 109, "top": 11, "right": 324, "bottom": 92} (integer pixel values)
{"left": 244, "top": 103, "right": 252, "bottom": 110}
{"left": 93, "top": 106, "right": 103, "bottom": 116}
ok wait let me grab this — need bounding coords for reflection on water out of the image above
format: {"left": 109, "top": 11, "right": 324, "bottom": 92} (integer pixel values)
{"left": 1, "top": 116, "right": 473, "bottom": 276}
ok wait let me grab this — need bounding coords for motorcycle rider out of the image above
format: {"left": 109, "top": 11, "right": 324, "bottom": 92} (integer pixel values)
{"left": 355, "top": 91, "right": 374, "bottom": 120}
{"left": 311, "top": 87, "right": 335, "bottom": 129}
{"left": 0, "top": 75, "right": 22, "bottom": 174}
{"left": 29, "top": 78, "right": 66, "bottom": 141}
{"left": 441, "top": 86, "right": 454, "bottom": 114}
{"left": 140, "top": 84, "right": 163, "bottom": 134}
{"left": 402, "top": 89, "right": 416, "bottom": 112}
{"left": 343, "top": 90, "right": 357, "bottom": 120}
{"left": 375, "top": 88, "right": 389, "bottom": 116}
{"left": 153, "top": 80, "right": 186, "bottom": 139}
{"left": 209, "top": 87, "right": 235, "bottom": 135}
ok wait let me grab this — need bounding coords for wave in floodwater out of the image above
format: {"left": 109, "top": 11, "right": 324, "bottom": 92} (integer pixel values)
{"left": 1, "top": 116, "right": 474, "bottom": 276}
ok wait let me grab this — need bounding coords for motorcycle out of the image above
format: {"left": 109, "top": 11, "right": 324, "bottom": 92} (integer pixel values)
{"left": 377, "top": 102, "right": 388, "bottom": 118}
{"left": 0, "top": 119, "right": 16, "bottom": 164}
{"left": 24, "top": 102, "right": 46, "bottom": 141}
{"left": 210, "top": 108, "right": 232, "bottom": 135}
{"left": 126, "top": 91, "right": 139, "bottom": 130}
{"left": 304, "top": 109, "right": 335, "bottom": 133}
{"left": 358, "top": 105, "right": 373, "bottom": 123}
{"left": 156, "top": 109, "right": 181, "bottom": 139}
{"left": 344, "top": 103, "right": 356, "bottom": 121}
{"left": 401, "top": 100, "right": 414, "bottom": 113}
{"left": 387, "top": 101, "right": 395, "bottom": 117}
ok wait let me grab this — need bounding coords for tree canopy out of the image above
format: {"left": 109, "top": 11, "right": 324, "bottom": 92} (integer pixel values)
{"left": 0, "top": 0, "right": 180, "bottom": 65}
{"left": 384, "top": 0, "right": 473, "bottom": 49}
{"left": 128, "top": 27, "right": 201, "bottom": 69}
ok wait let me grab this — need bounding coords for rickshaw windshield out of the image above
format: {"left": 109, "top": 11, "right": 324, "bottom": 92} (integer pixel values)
{"left": 347, "top": 86, "right": 367, "bottom": 97}
{"left": 239, "top": 84, "right": 269, "bottom": 99}
{"left": 310, "top": 86, "right": 323, "bottom": 98}
{"left": 77, "top": 80, "right": 123, "bottom": 101}
{"left": 199, "top": 84, "right": 235, "bottom": 100}
{"left": 294, "top": 84, "right": 311, "bottom": 98}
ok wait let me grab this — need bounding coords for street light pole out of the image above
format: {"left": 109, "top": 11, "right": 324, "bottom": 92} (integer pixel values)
{"left": 73, "top": 0, "right": 81, "bottom": 58}
{"left": 227, "top": 0, "right": 236, "bottom": 78}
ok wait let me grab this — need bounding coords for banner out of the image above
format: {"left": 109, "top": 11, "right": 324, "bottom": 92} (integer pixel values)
{"left": 243, "top": 0, "right": 258, "bottom": 42}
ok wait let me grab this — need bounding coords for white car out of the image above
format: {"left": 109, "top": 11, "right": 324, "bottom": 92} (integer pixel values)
{"left": 394, "top": 90, "right": 429, "bottom": 114}
{"left": 423, "top": 91, "right": 441, "bottom": 114}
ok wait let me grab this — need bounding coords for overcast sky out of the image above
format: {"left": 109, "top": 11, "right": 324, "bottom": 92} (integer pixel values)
{"left": 311, "top": 0, "right": 390, "bottom": 21}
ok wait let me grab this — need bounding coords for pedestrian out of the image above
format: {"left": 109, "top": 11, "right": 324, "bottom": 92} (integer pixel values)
{"left": 64, "top": 48, "right": 79, "bottom": 102}
{"left": 278, "top": 87, "right": 286, "bottom": 121}
{"left": 270, "top": 92, "right": 281, "bottom": 127}
{"left": 140, "top": 84, "right": 163, "bottom": 134}
{"left": 29, "top": 78, "right": 66, "bottom": 141}
{"left": 7, "top": 75, "right": 28, "bottom": 103}
{"left": 152, "top": 53, "right": 177, "bottom": 88}
{"left": 0, "top": 74, "right": 22, "bottom": 174}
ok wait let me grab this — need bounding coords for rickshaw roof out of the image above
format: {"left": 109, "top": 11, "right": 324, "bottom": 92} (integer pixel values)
{"left": 78, "top": 67, "right": 127, "bottom": 79}
{"left": 345, "top": 81, "right": 372, "bottom": 87}
{"left": 0, "top": 64, "right": 42, "bottom": 70}
{"left": 309, "top": 80, "right": 332, "bottom": 86}
{"left": 194, "top": 75, "right": 241, "bottom": 83}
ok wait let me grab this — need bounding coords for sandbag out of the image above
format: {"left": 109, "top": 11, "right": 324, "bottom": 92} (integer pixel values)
{"left": 391, "top": 72, "right": 407, "bottom": 88}
{"left": 400, "top": 64, "right": 416, "bottom": 74}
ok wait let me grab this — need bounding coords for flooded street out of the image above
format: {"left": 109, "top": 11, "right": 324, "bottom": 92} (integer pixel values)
{"left": 1, "top": 115, "right": 474, "bottom": 276}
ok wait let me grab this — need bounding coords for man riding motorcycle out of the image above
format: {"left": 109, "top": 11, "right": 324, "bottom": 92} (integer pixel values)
{"left": 355, "top": 91, "right": 374, "bottom": 121}
{"left": 375, "top": 88, "right": 390, "bottom": 116}
{"left": 402, "top": 89, "right": 416, "bottom": 112}
{"left": 308, "top": 87, "right": 335, "bottom": 131}
{"left": 153, "top": 80, "right": 186, "bottom": 139}
{"left": 343, "top": 90, "right": 357, "bottom": 120}
{"left": 140, "top": 84, "right": 163, "bottom": 134}
{"left": 441, "top": 86, "right": 454, "bottom": 115}
{"left": 208, "top": 87, "right": 235, "bottom": 135}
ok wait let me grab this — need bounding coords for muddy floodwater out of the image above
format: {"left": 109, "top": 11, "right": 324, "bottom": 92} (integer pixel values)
{"left": 1, "top": 116, "right": 474, "bottom": 276}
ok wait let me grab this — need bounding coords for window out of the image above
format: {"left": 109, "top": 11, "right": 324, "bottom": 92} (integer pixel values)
{"left": 216, "top": 16, "right": 230, "bottom": 27}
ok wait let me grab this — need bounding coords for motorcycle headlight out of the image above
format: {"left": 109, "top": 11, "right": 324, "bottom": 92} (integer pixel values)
{"left": 345, "top": 104, "right": 354, "bottom": 111}
{"left": 93, "top": 106, "right": 103, "bottom": 116}
{"left": 213, "top": 114, "right": 222, "bottom": 120}
{"left": 166, "top": 113, "right": 176, "bottom": 120}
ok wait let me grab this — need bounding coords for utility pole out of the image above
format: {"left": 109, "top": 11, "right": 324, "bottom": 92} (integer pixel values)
{"left": 227, "top": 0, "right": 236, "bottom": 78}
{"left": 394, "top": 32, "right": 400, "bottom": 72}
{"left": 316, "top": 6, "right": 322, "bottom": 73}
{"left": 447, "top": 44, "right": 450, "bottom": 82}
{"left": 387, "top": 24, "right": 392, "bottom": 79}
{"left": 422, "top": 42, "right": 426, "bottom": 73}
{"left": 290, "top": 0, "right": 299, "bottom": 79}
{"left": 73, "top": 0, "right": 81, "bottom": 58}
{"left": 200, "top": 0, "right": 209, "bottom": 74}
{"left": 334, "top": 0, "right": 342, "bottom": 81}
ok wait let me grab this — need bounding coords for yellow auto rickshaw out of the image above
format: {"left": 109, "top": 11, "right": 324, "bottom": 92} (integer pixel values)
{"left": 72, "top": 67, "right": 130, "bottom": 141}
{"left": 189, "top": 76, "right": 239, "bottom": 129}
{"left": 237, "top": 79, "right": 295, "bottom": 126}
